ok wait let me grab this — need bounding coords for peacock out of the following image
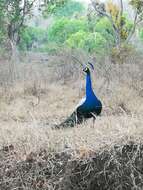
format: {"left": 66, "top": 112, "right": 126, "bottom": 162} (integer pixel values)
{"left": 55, "top": 63, "right": 102, "bottom": 128}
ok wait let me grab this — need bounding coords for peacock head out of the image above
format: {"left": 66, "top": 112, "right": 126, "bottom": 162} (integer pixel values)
{"left": 83, "top": 66, "right": 90, "bottom": 74}
{"left": 83, "top": 62, "right": 94, "bottom": 74}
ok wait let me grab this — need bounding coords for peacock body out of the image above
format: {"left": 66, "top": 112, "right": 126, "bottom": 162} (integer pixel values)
{"left": 56, "top": 66, "right": 102, "bottom": 128}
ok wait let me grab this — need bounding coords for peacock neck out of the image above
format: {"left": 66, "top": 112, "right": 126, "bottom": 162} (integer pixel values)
{"left": 86, "top": 72, "right": 94, "bottom": 97}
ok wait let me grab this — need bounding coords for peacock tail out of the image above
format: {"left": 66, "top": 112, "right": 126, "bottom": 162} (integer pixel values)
{"left": 55, "top": 111, "right": 84, "bottom": 128}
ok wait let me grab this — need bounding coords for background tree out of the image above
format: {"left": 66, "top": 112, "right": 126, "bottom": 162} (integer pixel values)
{"left": 47, "top": 18, "right": 87, "bottom": 44}
{"left": 128, "top": 0, "right": 143, "bottom": 42}
{"left": 43, "top": 0, "right": 85, "bottom": 18}
{"left": 0, "top": 1, "right": 6, "bottom": 46}
{"left": 90, "top": 0, "right": 143, "bottom": 48}
{"left": 19, "top": 26, "right": 47, "bottom": 50}
{"left": 2, "top": 0, "right": 142, "bottom": 60}
{"left": 88, "top": 0, "right": 143, "bottom": 63}
{"left": 5, "top": 0, "right": 36, "bottom": 57}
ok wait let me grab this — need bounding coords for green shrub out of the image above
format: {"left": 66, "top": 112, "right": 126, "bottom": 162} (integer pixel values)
{"left": 94, "top": 17, "right": 115, "bottom": 45}
{"left": 19, "top": 27, "right": 48, "bottom": 50}
{"left": 66, "top": 31, "right": 107, "bottom": 54}
{"left": 66, "top": 30, "right": 87, "bottom": 49}
{"left": 47, "top": 18, "right": 87, "bottom": 44}
{"left": 43, "top": 0, "right": 85, "bottom": 18}
{"left": 84, "top": 32, "right": 108, "bottom": 54}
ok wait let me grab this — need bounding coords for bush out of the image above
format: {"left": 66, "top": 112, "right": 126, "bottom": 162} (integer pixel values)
{"left": 66, "top": 31, "right": 107, "bottom": 54}
{"left": 43, "top": 0, "right": 85, "bottom": 18}
{"left": 47, "top": 18, "right": 87, "bottom": 44}
{"left": 94, "top": 17, "right": 115, "bottom": 45}
{"left": 19, "top": 27, "right": 48, "bottom": 51}
{"left": 84, "top": 32, "right": 108, "bottom": 54}
{"left": 66, "top": 30, "right": 87, "bottom": 49}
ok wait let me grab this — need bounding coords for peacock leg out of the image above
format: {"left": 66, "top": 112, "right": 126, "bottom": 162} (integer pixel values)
{"left": 91, "top": 112, "right": 96, "bottom": 128}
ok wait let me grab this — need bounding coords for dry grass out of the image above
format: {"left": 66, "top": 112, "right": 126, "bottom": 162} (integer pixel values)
{"left": 0, "top": 52, "right": 143, "bottom": 189}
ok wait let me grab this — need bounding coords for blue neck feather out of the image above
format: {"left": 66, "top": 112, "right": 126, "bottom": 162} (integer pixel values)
{"left": 86, "top": 72, "right": 94, "bottom": 97}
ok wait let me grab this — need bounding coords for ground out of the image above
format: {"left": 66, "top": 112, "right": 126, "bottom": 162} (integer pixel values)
{"left": 0, "top": 52, "right": 143, "bottom": 189}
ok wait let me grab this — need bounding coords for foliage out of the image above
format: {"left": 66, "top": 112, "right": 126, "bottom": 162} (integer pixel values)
{"left": 43, "top": 0, "right": 85, "bottom": 18}
{"left": 87, "top": 13, "right": 133, "bottom": 48}
{"left": 0, "top": 0, "right": 142, "bottom": 57}
{"left": 47, "top": 17, "right": 108, "bottom": 54}
{"left": 0, "top": 26, "right": 6, "bottom": 44}
{"left": 106, "top": 1, "right": 133, "bottom": 41}
{"left": 139, "top": 28, "right": 143, "bottom": 40}
{"left": 106, "top": 0, "right": 120, "bottom": 20}
{"left": 0, "top": 1, "right": 7, "bottom": 44}
{"left": 129, "top": 0, "right": 143, "bottom": 12}
{"left": 66, "top": 31, "right": 107, "bottom": 54}
{"left": 19, "top": 27, "right": 47, "bottom": 50}
{"left": 0, "top": 0, "right": 38, "bottom": 57}
{"left": 94, "top": 17, "right": 115, "bottom": 44}
{"left": 5, "top": 0, "right": 36, "bottom": 44}
{"left": 47, "top": 18, "right": 87, "bottom": 44}
{"left": 90, "top": 0, "right": 143, "bottom": 48}
{"left": 66, "top": 31, "right": 87, "bottom": 48}
{"left": 18, "top": 4, "right": 134, "bottom": 56}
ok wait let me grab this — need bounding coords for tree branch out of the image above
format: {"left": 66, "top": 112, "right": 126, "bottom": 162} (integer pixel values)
{"left": 126, "top": 9, "right": 138, "bottom": 43}
{"left": 120, "top": 0, "right": 123, "bottom": 16}
{"left": 90, "top": 0, "right": 120, "bottom": 46}
{"left": 118, "top": 0, "right": 123, "bottom": 45}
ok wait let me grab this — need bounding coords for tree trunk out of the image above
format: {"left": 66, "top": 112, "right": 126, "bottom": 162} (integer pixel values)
{"left": 8, "top": 40, "right": 19, "bottom": 84}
